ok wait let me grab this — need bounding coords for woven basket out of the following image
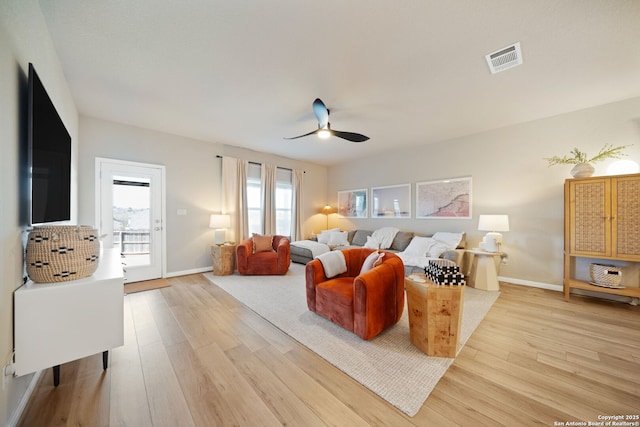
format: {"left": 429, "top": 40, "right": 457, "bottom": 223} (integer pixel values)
{"left": 26, "top": 225, "right": 100, "bottom": 283}
{"left": 589, "top": 263, "right": 622, "bottom": 287}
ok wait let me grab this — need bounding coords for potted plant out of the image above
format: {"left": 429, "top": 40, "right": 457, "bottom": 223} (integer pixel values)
{"left": 545, "top": 144, "right": 632, "bottom": 178}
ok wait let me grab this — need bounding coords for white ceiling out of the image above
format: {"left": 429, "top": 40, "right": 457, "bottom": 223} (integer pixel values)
{"left": 38, "top": 0, "right": 640, "bottom": 166}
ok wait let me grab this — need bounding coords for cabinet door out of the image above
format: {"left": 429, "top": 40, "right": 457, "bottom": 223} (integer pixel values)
{"left": 612, "top": 176, "right": 640, "bottom": 260}
{"left": 568, "top": 178, "right": 611, "bottom": 257}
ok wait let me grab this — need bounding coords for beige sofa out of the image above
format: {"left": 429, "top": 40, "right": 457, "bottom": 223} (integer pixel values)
{"left": 290, "top": 229, "right": 466, "bottom": 276}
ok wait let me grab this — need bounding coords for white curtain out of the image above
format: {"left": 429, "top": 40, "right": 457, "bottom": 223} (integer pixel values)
{"left": 222, "top": 157, "right": 248, "bottom": 242}
{"left": 262, "top": 163, "right": 277, "bottom": 235}
{"left": 293, "top": 169, "right": 304, "bottom": 241}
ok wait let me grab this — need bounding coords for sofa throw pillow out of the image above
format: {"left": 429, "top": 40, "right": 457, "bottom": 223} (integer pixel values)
{"left": 364, "top": 235, "right": 380, "bottom": 249}
{"left": 402, "top": 236, "right": 436, "bottom": 257}
{"left": 360, "top": 251, "right": 385, "bottom": 275}
{"left": 253, "top": 234, "right": 274, "bottom": 253}
{"left": 322, "top": 228, "right": 341, "bottom": 233}
{"left": 316, "top": 228, "right": 341, "bottom": 244}
{"left": 328, "top": 231, "right": 349, "bottom": 247}
{"left": 390, "top": 231, "right": 415, "bottom": 251}
{"left": 351, "top": 229, "right": 373, "bottom": 247}
{"left": 317, "top": 232, "right": 331, "bottom": 244}
{"left": 432, "top": 232, "right": 464, "bottom": 250}
{"left": 428, "top": 241, "right": 450, "bottom": 258}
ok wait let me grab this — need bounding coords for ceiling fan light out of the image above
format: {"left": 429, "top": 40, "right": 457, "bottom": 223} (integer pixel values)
{"left": 318, "top": 129, "right": 331, "bottom": 139}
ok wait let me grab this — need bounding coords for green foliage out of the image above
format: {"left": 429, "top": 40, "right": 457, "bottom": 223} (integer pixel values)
{"left": 545, "top": 144, "right": 632, "bottom": 166}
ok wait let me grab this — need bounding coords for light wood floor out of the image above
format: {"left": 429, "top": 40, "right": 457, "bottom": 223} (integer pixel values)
{"left": 18, "top": 275, "right": 640, "bottom": 426}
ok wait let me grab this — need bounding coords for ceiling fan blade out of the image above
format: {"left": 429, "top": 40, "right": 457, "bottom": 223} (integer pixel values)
{"left": 331, "top": 130, "right": 370, "bottom": 143}
{"left": 312, "top": 98, "right": 329, "bottom": 128}
{"left": 283, "top": 128, "right": 320, "bottom": 140}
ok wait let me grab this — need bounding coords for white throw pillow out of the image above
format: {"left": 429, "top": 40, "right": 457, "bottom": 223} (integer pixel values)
{"left": 402, "top": 236, "right": 435, "bottom": 257}
{"left": 317, "top": 232, "right": 331, "bottom": 244}
{"left": 364, "top": 235, "right": 380, "bottom": 249}
{"left": 432, "top": 232, "right": 463, "bottom": 249}
{"left": 428, "top": 241, "right": 450, "bottom": 258}
{"left": 360, "top": 251, "right": 385, "bottom": 275}
{"left": 320, "top": 228, "right": 341, "bottom": 234}
{"left": 328, "top": 231, "right": 349, "bottom": 247}
{"left": 317, "top": 228, "right": 342, "bottom": 244}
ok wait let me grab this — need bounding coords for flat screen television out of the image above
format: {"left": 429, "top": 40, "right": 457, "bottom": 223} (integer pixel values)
{"left": 28, "top": 63, "right": 71, "bottom": 225}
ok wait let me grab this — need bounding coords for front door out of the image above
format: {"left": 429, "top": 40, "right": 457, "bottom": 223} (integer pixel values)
{"left": 96, "top": 158, "right": 165, "bottom": 283}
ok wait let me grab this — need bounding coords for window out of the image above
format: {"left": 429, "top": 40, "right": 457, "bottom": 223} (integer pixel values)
{"left": 275, "top": 168, "right": 293, "bottom": 238}
{"left": 245, "top": 164, "right": 293, "bottom": 238}
{"left": 247, "top": 163, "right": 262, "bottom": 236}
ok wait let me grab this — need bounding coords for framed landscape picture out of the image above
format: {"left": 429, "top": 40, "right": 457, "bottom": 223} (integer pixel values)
{"left": 415, "top": 176, "right": 472, "bottom": 219}
{"left": 338, "top": 189, "right": 368, "bottom": 218}
{"left": 371, "top": 184, "right": 411, "bottom": 218}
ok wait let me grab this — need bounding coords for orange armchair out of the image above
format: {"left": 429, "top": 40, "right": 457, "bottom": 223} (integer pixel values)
{"left": 236, "top": 235, "right": 291, "bottom": 275}
{"left": 305, "top": 248, "right": 405, "bottom": 340}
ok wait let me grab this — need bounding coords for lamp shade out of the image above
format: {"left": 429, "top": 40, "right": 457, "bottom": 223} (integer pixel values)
{"left": 320, "top": 205, "right": 335, "bottom": 215}
{"left": 478, "top": 215, "right": 509, "bottom": 232}
{"left": 209, "top": 214, "right": 230, "bottom": 229}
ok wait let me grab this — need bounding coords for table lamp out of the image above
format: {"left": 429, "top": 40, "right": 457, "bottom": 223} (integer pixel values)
{"left": 209, "top": 214, "right": 231, "bottom": 245}
{"left": 478, "top": 215, "right": 509, "bottom": 253}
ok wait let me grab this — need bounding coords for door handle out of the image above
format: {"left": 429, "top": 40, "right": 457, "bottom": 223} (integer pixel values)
{"left": 154, "top": 226, "right": 162, "bottom": 231}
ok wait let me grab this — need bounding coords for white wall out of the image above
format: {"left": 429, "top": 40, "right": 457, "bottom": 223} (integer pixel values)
{"left": 0, "top": 1, "right": 79, "bottom": 424}
{"left": 327, "top": 97, "right": 640, "bottom": 287}
{"left": 78, "top": 116, "right": 328, "bottom": 275}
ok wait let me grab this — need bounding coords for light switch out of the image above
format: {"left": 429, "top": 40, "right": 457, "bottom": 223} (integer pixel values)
{"left": 177, "top": 209, "right": 187, "bottom": 216}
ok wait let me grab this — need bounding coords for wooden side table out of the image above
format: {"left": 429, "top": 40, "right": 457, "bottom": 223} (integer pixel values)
{"left": 405, "top": 275, "right": 464, "bottom": 358}
{"left": 466, "top": 249, "right": 501, "bottom": 291}
{"left": 211, "top": 244, "right": 236, "bottom": 275}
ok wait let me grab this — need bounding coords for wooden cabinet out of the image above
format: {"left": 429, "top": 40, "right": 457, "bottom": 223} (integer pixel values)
{"left": 564, "top": 173, "right": 640, "bottom": 301}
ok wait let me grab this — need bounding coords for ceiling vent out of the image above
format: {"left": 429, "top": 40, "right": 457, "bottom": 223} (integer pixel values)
{"left": 486, "top": 42, "right": 522, "bottom": 74}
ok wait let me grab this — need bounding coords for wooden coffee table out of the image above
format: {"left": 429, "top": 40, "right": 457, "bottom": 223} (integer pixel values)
{"left": 405, "top": 274, "right": 464, "bottom": 358}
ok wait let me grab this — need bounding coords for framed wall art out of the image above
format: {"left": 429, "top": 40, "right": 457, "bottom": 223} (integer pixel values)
{"left": 415, "top": 176, "right": 472, "bottom": 219}
{"left": 338, "top": 189, "right": 368, "bottom": 218}
{"left": 371, "top": 184, "right": 411, "bottom": 218}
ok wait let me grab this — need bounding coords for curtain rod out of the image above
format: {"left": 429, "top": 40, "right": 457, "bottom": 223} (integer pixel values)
{"left": 216, "top": 155, "right": 305, "bottom": 173}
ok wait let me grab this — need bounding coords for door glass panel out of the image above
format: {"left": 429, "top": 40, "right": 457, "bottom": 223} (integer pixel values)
{"left": 112, "top": 176, "right": 151, "bottom": 267}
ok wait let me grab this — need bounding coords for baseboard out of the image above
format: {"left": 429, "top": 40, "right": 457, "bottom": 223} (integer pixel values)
{"left": 499, "top": 276, "right": 637, "bottom": 304}
{"left": 165, "top": 266, "right": 213, "bottom": 278}
{"left": 7, "top": 370, "right": 41, "bottom": 427}
{"left": 498, "top": 276, "right": 563, "bottom": 292}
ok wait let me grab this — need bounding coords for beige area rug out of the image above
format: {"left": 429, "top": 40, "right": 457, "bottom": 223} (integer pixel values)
{"left": 204, "top": 264, "right": 499, "bottom": 416}
{"left": 124, "top": 278, "right": 172, "bottom": 294}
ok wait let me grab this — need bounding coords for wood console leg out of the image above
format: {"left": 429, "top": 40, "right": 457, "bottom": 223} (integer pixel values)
{"left": 53, "top": 365, "right": 60, "bottom": 387}
{"left": 102, "top": 351, "right": 108, "bottom": 370}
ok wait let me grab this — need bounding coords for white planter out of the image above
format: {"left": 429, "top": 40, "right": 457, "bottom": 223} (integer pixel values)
{"left": 570, "top": 163, "right": 595, "bottom": 178}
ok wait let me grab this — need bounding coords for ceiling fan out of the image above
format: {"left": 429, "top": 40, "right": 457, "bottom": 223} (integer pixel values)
{"left": 284, "top": 98, "right": 369, "bottom": 143}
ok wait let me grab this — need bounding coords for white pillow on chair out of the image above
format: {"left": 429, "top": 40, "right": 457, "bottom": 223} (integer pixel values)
{"left": 360, "top": 251, "right": 385, "bottom": 275}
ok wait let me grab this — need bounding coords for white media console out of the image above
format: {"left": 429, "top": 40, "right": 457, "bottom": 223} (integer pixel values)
{"left": 14, "top": 248, "right": 124, "bottom": 385}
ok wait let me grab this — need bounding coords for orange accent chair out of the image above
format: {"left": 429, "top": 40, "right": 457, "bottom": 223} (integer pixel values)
{"left": 305, "top": 248, "right": 405, "bottom": 340}
{"left": 236, "top": 235, "right": 291, "bottom": 275}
